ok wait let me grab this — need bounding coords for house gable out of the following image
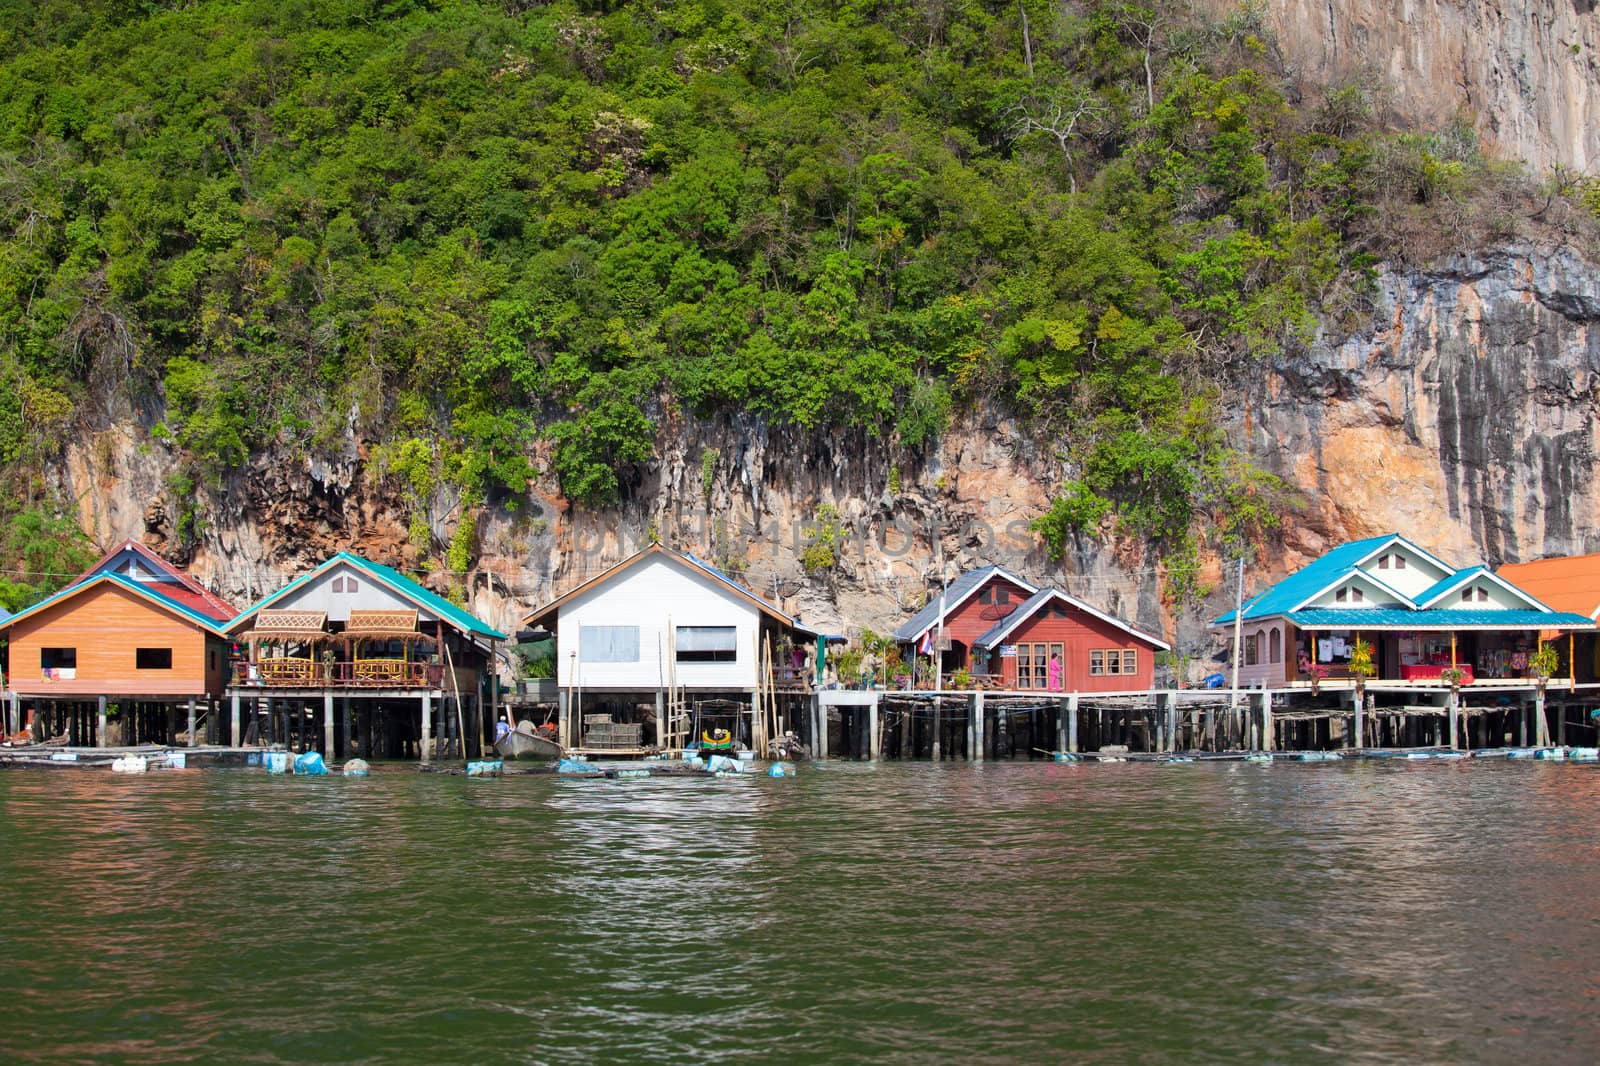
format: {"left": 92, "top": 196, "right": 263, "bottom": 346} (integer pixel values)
{"left": 555, "top": 554, "right": 761, "bottom": 689}
{"left": 1297, "top": 570, "right": 1414, "bottom": 611}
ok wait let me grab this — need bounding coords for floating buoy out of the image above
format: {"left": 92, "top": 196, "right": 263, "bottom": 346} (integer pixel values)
{"left": 767, "top": 762, "right": 796, "bottom": 778}
{"left": 264, "top": 752, "right": 290, "bottom": 774}
{"left": 466, "top": 760, "right": 502, "bottom": 777}
{"left": 343, "top": 758, "right": 370, "bottom": 777}
{"left": 1568, "top": 747, "right": 1599, "bottom": 762}
{"left": 111, "top": 755, "right": 147, "bottom": 774}
{"left": 1243, "top": 753, "right": 1273, "bottom": 764}
{"left": 293, "top": 751, "right": 329, "bottom": 775}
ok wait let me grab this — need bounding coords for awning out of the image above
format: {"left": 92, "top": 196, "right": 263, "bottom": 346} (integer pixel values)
{"left": 241, "top": 610, "right": 330, "bottom": 641}
{"left": 344, "top": 609, "right": 423, "bottom": 639}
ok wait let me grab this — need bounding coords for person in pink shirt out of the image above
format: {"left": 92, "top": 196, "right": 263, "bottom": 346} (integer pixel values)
{"left": 1048, "top": 653, "right": 1063, "bottom": 691}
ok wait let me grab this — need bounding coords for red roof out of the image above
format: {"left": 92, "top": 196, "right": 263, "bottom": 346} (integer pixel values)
{"left": 1497, "top": 553, "right": 1600, "bottom": 620}
{"left": 78, "top": 541, "right": 237, "bottom": 622}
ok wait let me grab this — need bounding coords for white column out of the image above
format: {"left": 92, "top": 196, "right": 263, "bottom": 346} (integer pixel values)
{"left": 421, "top": 692, "right": 433, "bottom": 764}
{"left": 324, "top": 693, "right": 335, "bottom": 757}
{"left": 868, "top": 694, "right": 881, "bottom": 761}
{"left": 1067, "top": 693, "right": 1079, "bottom": 753}
{"left": 971, "top": 692, "right": 984, "bottom": 762}
{"left": 187, "top": 697, "right": 198, "bottom": 748}
{"left": 97, "top": 695, "right": 108, "bottom": 748}
{"left": 230, "top": 692, "right": 241, "bottom": 747}
{"left": 1261, "top": 689, "right": 1274, "bottom": 751}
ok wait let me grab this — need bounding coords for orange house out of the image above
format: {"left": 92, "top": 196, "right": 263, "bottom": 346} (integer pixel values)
{"left": 0, "top": 572, "right": 231, "bottom": 699}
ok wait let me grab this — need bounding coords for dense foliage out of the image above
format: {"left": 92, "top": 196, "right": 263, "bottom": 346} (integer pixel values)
{"left": 0, "top": 0, "right": 1585, "bottom": 597}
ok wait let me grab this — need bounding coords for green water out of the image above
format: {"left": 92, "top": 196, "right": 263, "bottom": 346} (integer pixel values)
{"left": 2, "top": 760, "right": 1598, "bottom": 1063}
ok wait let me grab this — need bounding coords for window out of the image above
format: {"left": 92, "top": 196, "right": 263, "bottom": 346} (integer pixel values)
{"left": 332, "top": 576, "right": 343, "bottom": 592}
{"left": 1018, "top": 644, "right": 1034, "bottom": 687}
{"left": 1245, "top": 634, "right": 1259, "bottom": 666}
{"left": 978, "top": 588, "right": 992, "bottom": 605}
{"left": 675, "top": 625, "right": 738, "bottom": 663}
{"left": 41, "top": 648, "right": 77, "bottom": 671}
{"left": 210, "top": 650, "right": 218, "bottom": 671}
{"left": 136, "top": 648, "right": 173, "bottom": 670}
{"left": 1088, "top": 650, "right": 1104, "bottom": 676}
{"left": 1049, "top": 602, "right": 1068, "bottom": 619}
{"left": 1478, "top": 587, "right": 1488, "bottom": 602}
{"left": 1352, "top": 588, "right": 1364, "bottom": 603}
{"left": 1269, "top": 628, "right": 1282, "bottom": 664}
{"left": 1395, "top": 556, "right": 1406, "bottom": 570}
{"left": 1121, "top": 650, "right": 1137, "bottom": 675}
{"left": 1031, "top": 643, "right": 1054, "bottom": 688}
{"left": 1378, "top": 554, "right": 1389, "bottom": 569}
{"left": 332, "top": 576, "right": 358, "bottom": 593}
{"left": 996, "top": 587, "right": 1010, "bottom": 605}
{"left": 1461, "top": 588, "right": 1472, "bottom": 602}
{"left": 1336, "top": 588, "right": 1348, "bottom": 603}
{"left": 580, "top": 625, "right": 640, "bottom": 663}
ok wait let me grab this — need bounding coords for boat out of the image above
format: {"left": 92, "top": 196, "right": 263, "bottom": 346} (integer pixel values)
{"left": 494, "top": 720, "right": 563, "bottom": 761}
{"left": 700, "top": 727, "right": 734, "bottom": 751}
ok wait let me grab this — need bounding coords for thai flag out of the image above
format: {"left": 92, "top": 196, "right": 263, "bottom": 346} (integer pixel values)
{"left": 918, "top": 630, "right": 933, "bottom": 656}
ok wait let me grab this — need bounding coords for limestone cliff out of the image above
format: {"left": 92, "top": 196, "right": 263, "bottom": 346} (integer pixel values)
{"left": 1198, "top": 0, "right": 1600, "bottom": 173}
{"left": 47, "top": 236, "right": 1600, "bottom": 667}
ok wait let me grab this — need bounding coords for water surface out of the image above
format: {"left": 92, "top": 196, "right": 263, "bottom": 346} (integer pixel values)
{"left": 2, "top": 761, "right": 1598, "bottom": 1063}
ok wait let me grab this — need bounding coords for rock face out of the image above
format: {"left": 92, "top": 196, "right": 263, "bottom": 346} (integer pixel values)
{"left": 1245, "top": 243, "right": 1600, "bottom": 574}
{"left": 1199, "top": 0, "right": 1600, "bottom": 173}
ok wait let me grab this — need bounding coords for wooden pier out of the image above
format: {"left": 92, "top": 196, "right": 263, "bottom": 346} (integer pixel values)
{"left": 807, "top": 681, "right": 1600, "bottom": 759}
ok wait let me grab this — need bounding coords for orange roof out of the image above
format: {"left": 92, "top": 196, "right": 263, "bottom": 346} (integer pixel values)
{"left": 1497, "top": 553, "right": 1600, "bottom": 620}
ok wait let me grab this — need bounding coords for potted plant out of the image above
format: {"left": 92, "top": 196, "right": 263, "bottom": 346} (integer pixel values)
{"left": 1349, "top": 638, "right": 1376, "bottom": 703}
{"left": 951, "top": 668, "right": 974, "bottom": 690}
{"left": 321, "top": 648, "right": 337, "bottom": 682}
{"left": 1530, "top": 644, "right": 1559, "bottom": 695}
{"left": 1307, "top": 664, "right": 1329, "bottom": 697}
{"left": 1439, "top": 665, "right": 1466, "bottom": 693}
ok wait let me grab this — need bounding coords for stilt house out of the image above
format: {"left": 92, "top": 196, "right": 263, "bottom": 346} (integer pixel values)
{"left": 521, "top": 544, "right": 818, "bottom": 753}
{"left": 1214, "top": 534, "right": 1596, "bottom": 686}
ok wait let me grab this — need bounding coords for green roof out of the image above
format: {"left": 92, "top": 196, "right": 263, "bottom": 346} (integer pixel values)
{"left": 225, "top": 552, "right": 506, "bottom": 641}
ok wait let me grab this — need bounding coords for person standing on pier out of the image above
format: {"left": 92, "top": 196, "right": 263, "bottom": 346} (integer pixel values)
{"left": 1048, "top": 653, "right": 1062, "bottom": 692}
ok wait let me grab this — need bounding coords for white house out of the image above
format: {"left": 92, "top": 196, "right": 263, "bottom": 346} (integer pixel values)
{"left": 522, "top": 544, "right": 817, "bottom": 751}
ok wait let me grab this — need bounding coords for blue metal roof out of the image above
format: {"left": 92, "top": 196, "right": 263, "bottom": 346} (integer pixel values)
{"left": 1413, "top": 564, "right": 1489, "bottom": 606}
{"left": 1215, "top": 534, "right": 1396, "bottom": 624}
{"left": 891, "top": 565, "right": 1036, "bottom": 642}
{"left": 1282, "top": 607, "right": 1593, "bottom": 629}
{"left": 0, "top": 606, "right": 11, "bottom": 623}
{"left": 0, "top": 571, "right": 228, "bottom": 636}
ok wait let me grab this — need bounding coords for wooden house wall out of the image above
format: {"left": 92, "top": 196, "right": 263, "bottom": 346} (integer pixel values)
{"left": 6, "top": 583, "right": 217, "bottom": 697}
{"left": 556, "top": 556, "right": 761, "bottom": 690}
{"left": 1228, "top": 620, "right": 1295, "bottom": 688}
{"left": 921, "top": 575, "right": 1035, "bottom": 660}
{"left": 988, "top": 608, "right": 1159, "bottom": 692}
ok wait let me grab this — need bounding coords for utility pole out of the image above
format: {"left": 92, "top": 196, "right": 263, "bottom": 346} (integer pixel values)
{"left": 1229, "top": 555, "right": 1246, "bottom": 721}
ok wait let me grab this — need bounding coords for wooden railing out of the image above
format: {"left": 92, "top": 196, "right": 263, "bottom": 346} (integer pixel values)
{"left": 243, "top": 659, "right": 443, "bottom": 688}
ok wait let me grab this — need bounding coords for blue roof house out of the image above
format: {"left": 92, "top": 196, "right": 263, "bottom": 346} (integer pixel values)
{"left": 1211, "top": 534, "right": 1595, "bottom": 687}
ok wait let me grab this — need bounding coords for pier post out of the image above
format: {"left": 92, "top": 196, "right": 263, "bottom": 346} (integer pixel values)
{"left": 7, "top": 692, "right": 17, "bottom": 735}
{"left": 931, "top": 695, "right": 942, "bottom": 762}
{"left": 1535, "top": 688, "right": 1548, "bottom": 747}
{"left": 558, "top": 689, "right": 570, "bottom": 750}
{"left": 971, "top": 692, "right": 984, "bottom": 762}
{"left": 421, "top": 692, "right": 433, "bottom": 764}
{"left": 1350, "top": 689, "right": 1362, "bottom": 749}
{"left": 96, "top": 695, "right": 107, "bottom": 748}
{"left": 1447, "top": 691, "right": 1458, "bottom": 750}
{"left": 187, "top": 697, "right": 197, "bottom": 748}
{"left": 1261, "top": 689, "right": 1273, "bottom": 751}
{"left": 1067, "top": 694, "right": 1079, "bottom": 753}
{"left": 868, "top": 694, "right": 881, "bottom": 761}
{"left": 1056, "top": 697, "right": 1068, "bottom": 754}
{"left": 815, "top": 696, "right": 827, "bottom": 760}
{"left": 230, "top": 692, "right": 240, "bottom": 747}
{"left": 342, "top": 698, "right": 352, "bottom": 758}
{"left": 323, "top": 693, "right": 335, "bottom": 757}
{"left": 1164, "top": 691, "right": 1177, "bottom": 753}
{"left": 656, "top": 690, "right": 665, "bottom": 750}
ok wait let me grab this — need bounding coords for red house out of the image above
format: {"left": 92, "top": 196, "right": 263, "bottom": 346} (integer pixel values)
{"left": 892, "top": 566, "right": 1039, "bottom": 681}
{"left": 972, "top": 589, "right": 1169, "bottom": 692}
